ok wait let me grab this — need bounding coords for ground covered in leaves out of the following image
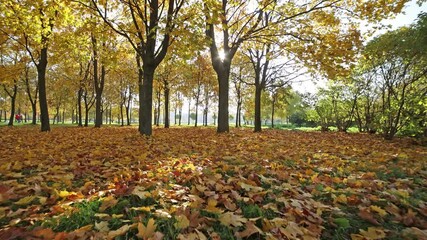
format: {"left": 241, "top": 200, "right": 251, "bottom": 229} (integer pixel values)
{"left": 0, "top": 126, "right": 426, "bottom": 240}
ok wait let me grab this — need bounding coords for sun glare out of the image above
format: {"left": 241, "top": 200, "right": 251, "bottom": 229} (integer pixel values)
{"left": 218, "top": 50, "right": 226, "bottom": 61}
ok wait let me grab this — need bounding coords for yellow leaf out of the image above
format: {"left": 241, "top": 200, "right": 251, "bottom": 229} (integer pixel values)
{"left": 370, "top": 205, "right": 387, "bottom": 217}
{"left": 99, "top": 196, "right": 118, "bottom": 212}
{"left": 360, "top": 227, "right": 386, "bottom": 239}
{"left": 239, "top": 182, "right": 263, "bottom": 192}
{"left": 58, "top": 190, "right": 73, "bottom": 198}
{"left": 219, "top": 212, "right": 247, "bottom": 227}
{"left": 205, "top": 198, "right": 223, "bottom": 214}
{"left": 95, "top": 221, "right": 110, "bottom": 232}
{"left": 132, "top": 186, "right": 151, "bottom": 199}
{"left": 15, "top": 196, "right": 36, "bottom": 205}
{"left": 108, "top": 224, "right": 131, "bottom": 239}
{"left": 174, "top": 215, "right": 190, "bottom": 229}
{"left": 137, "top": 218, "right": 157, "bottom": 240}
{"left": 334, "top": 194, "right": 347, "bottom": 204}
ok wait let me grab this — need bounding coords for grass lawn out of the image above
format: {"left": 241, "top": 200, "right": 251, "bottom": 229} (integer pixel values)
{"left": 0, "top": 126, "right": 426, "bottom": 239}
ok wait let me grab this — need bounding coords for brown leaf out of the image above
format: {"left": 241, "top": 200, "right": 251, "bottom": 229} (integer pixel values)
{"left": 99, "top": 195, "right": 118, "bottom": 212}
{"left": 137, "top": 218, "right": 157, "bottom": 240}
{"left": 358, "top": 208, "right": 380, "bottom": 225}
{"left": 235, "top": 221, "right": 263, "bottom": 238}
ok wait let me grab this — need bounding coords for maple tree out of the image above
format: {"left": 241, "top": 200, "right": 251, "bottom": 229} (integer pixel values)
{"left": 203, "top": 0, "right": 413, "bottom": 133}
{"left": 91, "top": 0, "right": 185, "bottom": 135}
{"left": 1, "top": 0, "right": 76, "bottom": 131}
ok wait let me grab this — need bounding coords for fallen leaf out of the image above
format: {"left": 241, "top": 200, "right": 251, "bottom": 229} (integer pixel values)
{"left": 95, "top": 221, "right": 110, "bottom": 232}
{"left": 219, "top": 212, "right": 247, "bottom": 227}
{"left": 107, "top": 224, "right": 131, "bottom": 239}
{"left": 137, "top": 218, "right": 156, "bottom": 240}
{"left": 99, "top": 196, "right": 118, "bottom": 212}
{"left": 174, "top": 215, "right": 190, "bottom": 229}
{"left": 15, "top": 196, "right": 36, "bottom": 206}
{"left": 235, "top": 221, "right": 263, "bottom": 238}
{"left": 359, "top": 227, "right": 386, "bottom": 239}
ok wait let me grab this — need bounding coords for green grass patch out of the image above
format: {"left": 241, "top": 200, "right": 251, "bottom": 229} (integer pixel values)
{"left": 40, "top": 200, "right": 101, "bottom": 232}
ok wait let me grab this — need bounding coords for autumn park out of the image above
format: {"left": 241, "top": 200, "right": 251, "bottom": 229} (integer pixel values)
{"left": 1, "top": 0, "right": 427, "bottom": 239}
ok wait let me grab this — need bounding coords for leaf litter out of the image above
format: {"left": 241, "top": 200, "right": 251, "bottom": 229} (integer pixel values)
{"left": 0, "top": 126, "right": 426, "bottom": 239}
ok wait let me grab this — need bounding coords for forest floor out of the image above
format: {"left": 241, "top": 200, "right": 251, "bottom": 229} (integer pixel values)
{"left": 0, "top": 126, "right": 426, "bottom": 240}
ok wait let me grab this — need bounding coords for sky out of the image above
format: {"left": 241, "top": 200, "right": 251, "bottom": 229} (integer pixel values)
{"left": 292, "top": 0, "right": 427, "bottom": 94}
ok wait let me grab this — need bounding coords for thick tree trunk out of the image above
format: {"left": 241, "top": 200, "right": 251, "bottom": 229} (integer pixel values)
{"left": 120, "top": 103, "right": 124, "bottom": 126}
{"left": 94, "top": 66, "right": 105, "bottom": 128}
{"left": 254, "top": 86, "right": 262, "bottom": 132}
{"left": 179, "top": 109, "right": 182, "bottom": 126}
{"left": 93, "top": 33, "right": 105, "bottom": 128}
{"left": 139, "top": 64, "right": 154, "bottom": 135}
{"left": 217, "top": 71, "right": 230, "bottom": 132}
{"left": 84, "top": 103, "right": 89, "bottom": 127}
{"left": 38, "top": 47, "right": 50, "bottom": 131}
{"left": 126, "top": 105, "right": 131, "bottom": 125}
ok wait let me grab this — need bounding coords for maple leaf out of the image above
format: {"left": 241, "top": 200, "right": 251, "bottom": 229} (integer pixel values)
{"left": 358, "top": 208, "right": 380, "bottom": 225}
{"left": 205, "top": 198, "right": 223, "bottom": 214}
{"left": 107, "top": 224, "right": 132, "bottom": 239}
{"left": 235, "top": 221, "right": 263, "bottom": 238}
{"left": 99, "top": 196, "right": 118, "bottom": 212}
{"left": 280, "top": 222, "right": 304, "bottom": 239}
{"left": 370, "top": 205, "right": 387, "bottom": 217}
{"left": 359, "top": 227, "right": 387, "bottom": 239}
{"left": 174, "top": 215, "right": 190, "bottom": 229}
{"left": 137, "top": 218, "right": 157, "bottom": 240}
{"left": 219, "top": 212, "right": 247, "bottom": 227}
{"left": 95, "top": 221, "right": 110, "bottom": 232}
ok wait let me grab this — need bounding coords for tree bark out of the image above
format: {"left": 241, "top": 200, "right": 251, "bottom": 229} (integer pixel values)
{"left": 4, "top": 83, "right": 18, "bottom": 126}
{"left": 77, "top": 88, "right": 83, "bottom": 126}
{"left": 271, "top": 98, "right": 275, "bottom": 128}
{"left": 139, "top": 63, "right": 155, "bottom": 135}
{"left": 37, "top": 47, "right": 50, "bottom": 131}
{"left": 164, "top": 81, "right": 170, "bottom": 128}
{"left": 254, "top": 86, "right": 262, "bottom": 132}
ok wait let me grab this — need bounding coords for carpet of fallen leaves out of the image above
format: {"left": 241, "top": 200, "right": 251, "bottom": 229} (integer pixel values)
{"left": 0, "top": 126, "right": 426, "bottom": 240}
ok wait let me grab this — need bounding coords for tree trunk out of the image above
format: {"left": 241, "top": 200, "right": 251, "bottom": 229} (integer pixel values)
{"left": 84, "top": 103, "right": 89, "bottom": 127}
{"left": 6, "top": 84, "right": 17, "bottom": 126}
{"left": 126, "top": 105, "right": 131, "bottom": 125}
{"left": 77, "top": 88, "right": 83, "bottom": 126}
{"left": 195, "top": 99, "right": 199, "bottom": 127}
{"left": 217, "top": 71, "right": 230, "bottom": 132}
{"left": 271, "top": 99, "right": 275, "bottom": 128}
{"left": 139, "top": 63, "right": 154, "bottom": 135}
{"left": 187, "top": 100, "right": 191, "bottom": 125}
{"left": 93, "top": 33, "right": 105, "bottom": 128}
{"left": 179, "top": 109, "right": 182, "bottom": 126}
{"left": 164, "top": 82, "right": 170, "bottom": 128}
{"left": 254, "top": 86, "right": 262, "bottom": 132}
{"left": 94, "top": 65, "right": 105, "bottom": 128}
{"left": 120, "top": 102, "right": 124, "bottom": 126}
{"left": 37, "top": 47, "right": 50, "bottom": 131}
